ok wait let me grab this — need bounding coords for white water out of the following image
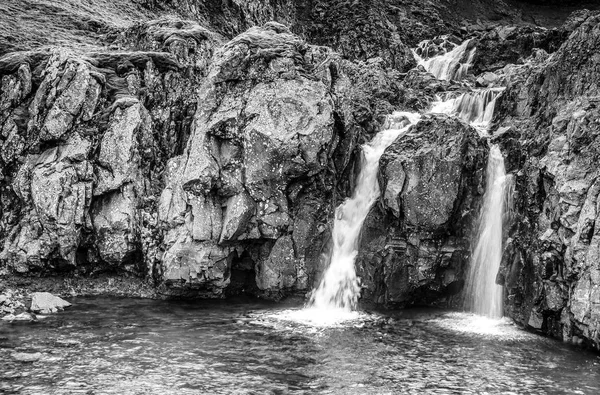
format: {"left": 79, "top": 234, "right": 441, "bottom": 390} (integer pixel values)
{"left": 416, "top": 39, "right": 511, "bottom": 317}
{"left": 464, "top": 145, "right": 513, "bottom": 318}
{"left": 430, "top": 88, "right": 504, "bottom": 130}
{"left": 305, "top": 37, "right": 509, "bottom": 322}
{"left": 307, "top": 112, "right": 421, "bottom": 314}
{"left": 414, "top": 39, "right": 476, "bottom": 81}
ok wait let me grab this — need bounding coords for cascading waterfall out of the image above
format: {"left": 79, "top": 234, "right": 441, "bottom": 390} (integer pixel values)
{"left": 308, "top": 112, "right": 422, "bottom": 311}
{"left": 414, "top": 39, "right": 476, "bottom": 81}
{"left": 417, "top": 39, "right": 511, "bottom": 318}
{"left": 430, "top": 88, "right": 504, "bottom": 129}
{"left": 464, "top": 145, "right": 513, "bottom": 318}
{"left": 305, "top": 37, "right": 509, "bottom": 320}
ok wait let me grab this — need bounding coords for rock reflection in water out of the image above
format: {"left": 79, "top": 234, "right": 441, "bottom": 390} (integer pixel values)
{"left": 1, "top": 298, "right": 599, "bottom": 394}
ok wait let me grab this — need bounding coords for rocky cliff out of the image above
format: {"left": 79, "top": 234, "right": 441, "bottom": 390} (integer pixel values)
{"left": 490, "top": 10, "right": 600, "bottom": 349}
{"left": 2, "top": 0, "right": 600, "bottom": 350}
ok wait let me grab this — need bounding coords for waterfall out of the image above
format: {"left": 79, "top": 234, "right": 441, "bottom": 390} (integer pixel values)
{"left": 430, "top": 88, "right": 504, "bottom": 130}
{"left": 414, "top": 39, "right": 476, "bottom": 81}
{"left": 464, "top": 145, "right": 512, "bottom": 318}
{"left": 308, "top": 112, "right": 422, "bottom": 311}
{"left": 304, "top": 37, "right": 508, "bottom": 320}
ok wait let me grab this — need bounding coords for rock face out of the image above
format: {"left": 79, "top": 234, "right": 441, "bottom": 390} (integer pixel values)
{"left": 356, "top": 115, "right": 488, "bottom": 307}
{"left": 491, "top": 11, "right": 600, "bottom": 349}
{"left": 0, "top": 17, "right": 413, "bottom": 300}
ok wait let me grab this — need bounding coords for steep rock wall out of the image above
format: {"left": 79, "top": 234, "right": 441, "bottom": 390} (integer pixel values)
{"left": 492, "top": 11, "right": 600, "bottom": 349}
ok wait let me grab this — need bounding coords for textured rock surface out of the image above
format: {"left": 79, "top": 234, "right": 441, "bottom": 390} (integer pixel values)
{"left": 491, "top": 11, "right": 600, "bottom": 349}
{"left": 356, "top": 115, "right": 488, "bottom": 307}
{"left": 0, "top": 15, "right": 413, "bottom": 301}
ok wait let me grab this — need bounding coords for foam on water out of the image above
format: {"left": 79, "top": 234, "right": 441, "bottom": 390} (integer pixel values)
{"left": 429, "top": 312, "right": 537, "bottom": 340}
{"left": 262, "top": 308, "right": 367, "bottom": 328}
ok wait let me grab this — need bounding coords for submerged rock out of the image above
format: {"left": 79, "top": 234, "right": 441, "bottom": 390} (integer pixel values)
{"left": 2, "top": 312, "right": 37, "bottom": 322}
{"left": 11, "top": 352, "right": 42, "bottom": 362}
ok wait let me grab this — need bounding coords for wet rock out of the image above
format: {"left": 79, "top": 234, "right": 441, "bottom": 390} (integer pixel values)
{"left": 494, "top": 11, "right": 600, "bottom": 349}
{"left": 255, "top": 236, "right": 305, "bottom": 294}
{"left": 30, "top": 292, "right": 71, "bottom": 314}
{"left": 11, "top": 352, "right": 42, "bottom": 362}
{"left": 2, "top": 312, "right": 36, "bottom": 322}
{"left": 357, "top": 114, "right": 488, "bottom": 307}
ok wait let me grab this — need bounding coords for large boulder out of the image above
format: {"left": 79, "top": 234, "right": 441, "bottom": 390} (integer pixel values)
{"left": 356, "top": 114, "right": 488, "bottom": 306}
{"left": 30, "top": 292, "right": 71, "bottom": 314}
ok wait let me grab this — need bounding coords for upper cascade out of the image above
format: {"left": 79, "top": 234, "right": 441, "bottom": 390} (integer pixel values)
{"left": 430, "top": 88, "right": 504, "bottom": 131}
{"left": 414, "top": 37, "right": 476, "bottom": 81}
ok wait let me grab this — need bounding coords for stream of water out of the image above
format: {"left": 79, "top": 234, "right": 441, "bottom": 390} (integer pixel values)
{"left": 464, "top": 146, "right": 513, "bottom": 318}
{"left": 308, "top": 112, "right": 421, "bottom": 311}
{"left": 1, "top": 297, "right": 599, "bottom": 395}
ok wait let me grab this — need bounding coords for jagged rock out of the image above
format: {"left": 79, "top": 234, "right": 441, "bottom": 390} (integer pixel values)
{"left": 493, "top": 11, "right": 600, "bottom": 349}
{"left": 33, "top": 57, "right": 101, "bottom": 141}
{"left": 356, "top": 114, "right": 488, "bottom": 306}
{"left": 95, "top": 98, "right": 151, "bottom": 196}
{"left": 382, "top": 115, "right": 486, "bottom": 231}
{"left": 220, "top": 192, "right": 256, "bottom": 243}
{"left": 92, "top": 185, "right": 140, "bottom": 268}
{"left": 158, "top": 23, "right": 337, "bottom": 295}
{"left": 1, "top": 132, "right": 93, "bottom": 270}
{"left": 162, "top": 237, "right": 233, "bottom": 296}
{"left": 30, "top": 292, "right": 71, "bottom": 313}
{"left": 255, "top": 236, "right": 304, "bottom": 293}
{"left": 471, "top": 25, "right": 565, "bottom": 75}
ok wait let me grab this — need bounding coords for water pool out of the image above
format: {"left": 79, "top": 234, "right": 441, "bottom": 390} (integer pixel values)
{"left": 1, "top": 297, "right": 598, "bottom": 394}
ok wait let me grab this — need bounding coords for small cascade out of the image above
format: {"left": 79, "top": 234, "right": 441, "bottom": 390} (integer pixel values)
{"left": 464, "top": 145, "right": 513, "bottom": 318}
{"left": 308, "top": 112, "right": 421, "bottom": 311}
{"left": 414, "top": 39, "right": 476, "bottom": 81}
{"left": 430, "top": 88, "right": 504, "bottom": 130}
